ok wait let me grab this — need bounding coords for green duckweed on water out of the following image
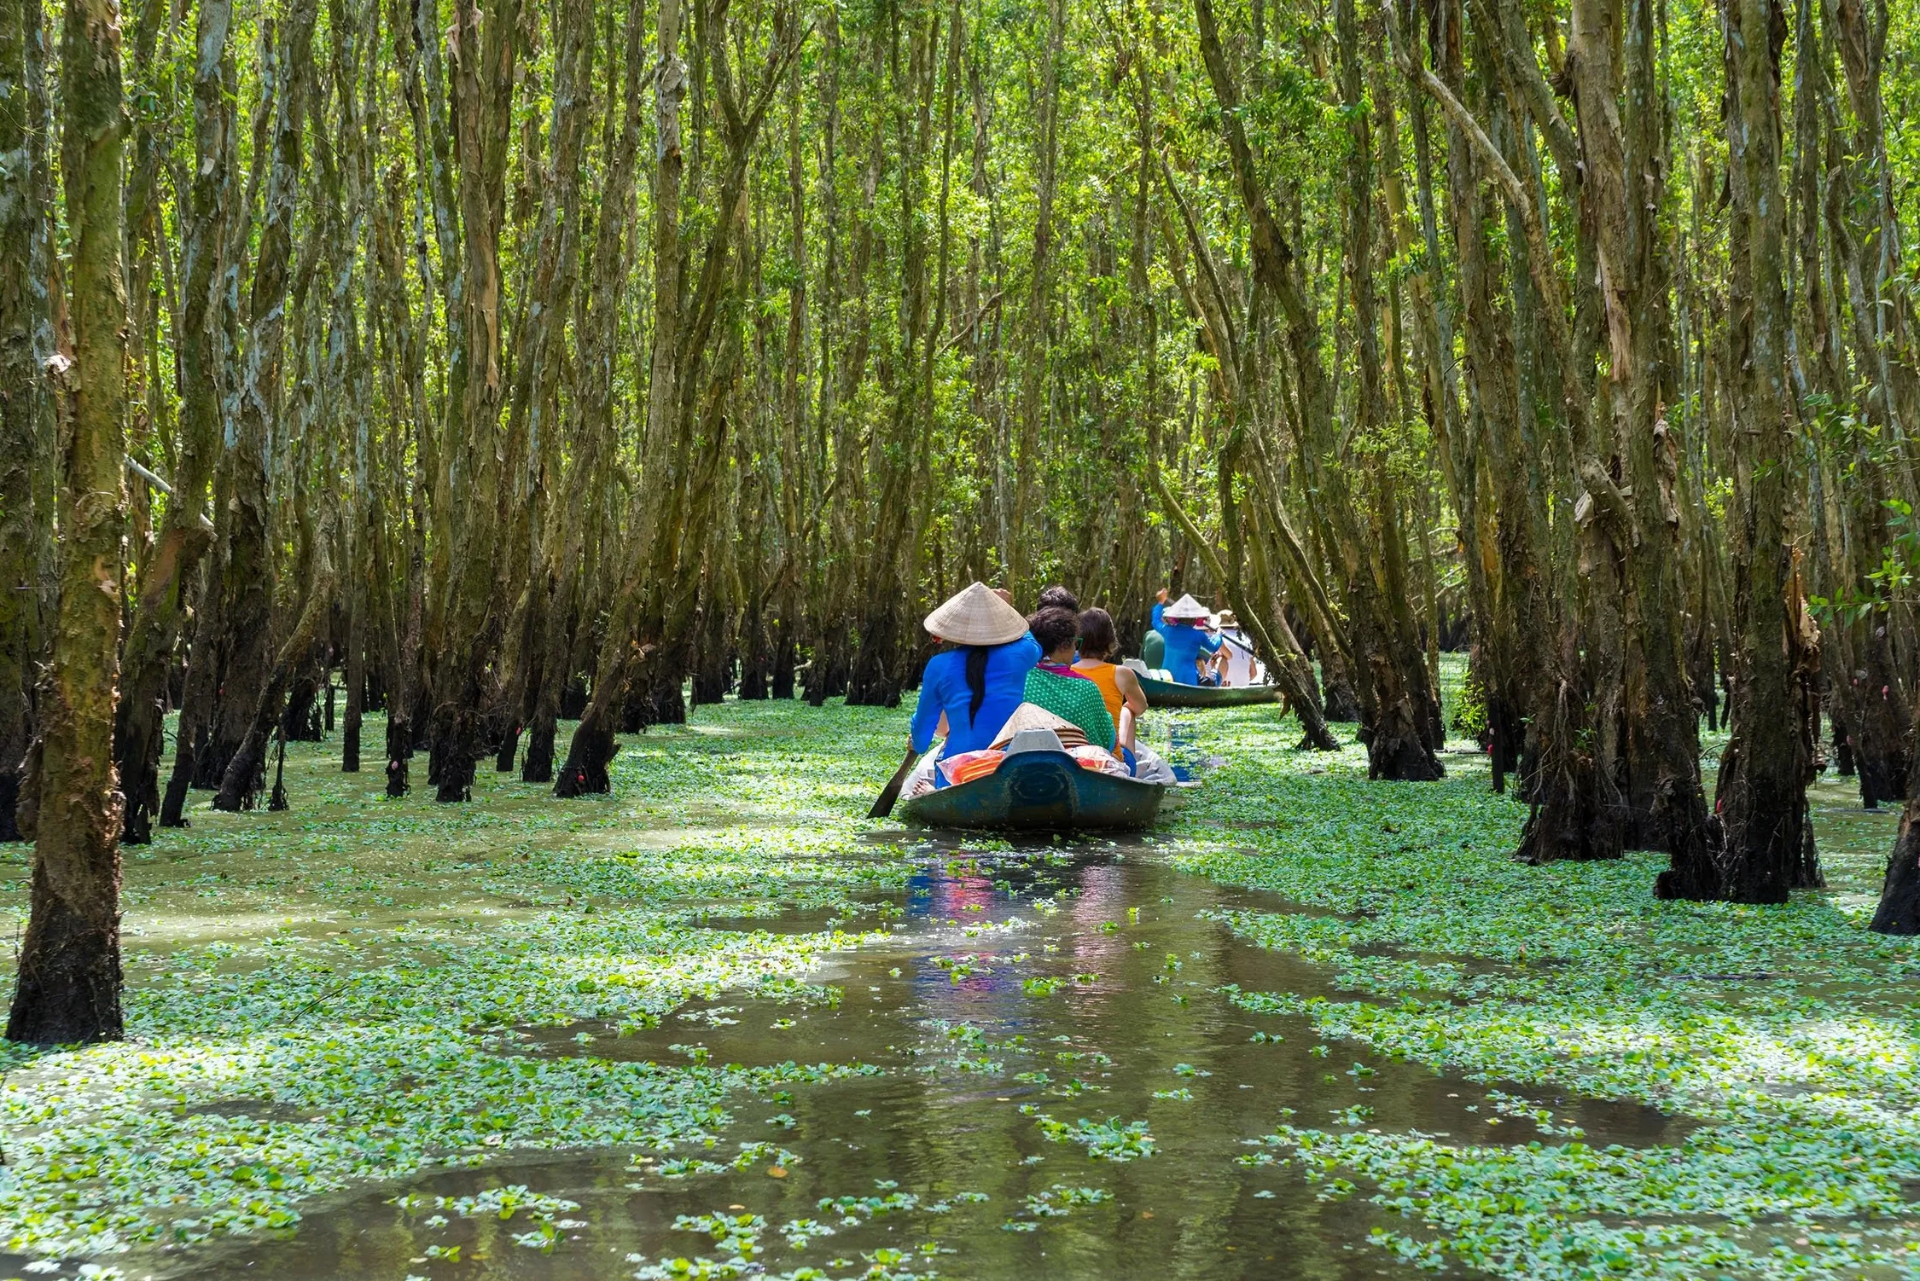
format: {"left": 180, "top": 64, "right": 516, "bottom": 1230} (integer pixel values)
{"left": 0, "top": 695, "right": 1913, "bottom": 1279}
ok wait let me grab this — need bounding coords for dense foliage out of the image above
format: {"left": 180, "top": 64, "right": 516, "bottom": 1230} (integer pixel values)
{"left": 4, "top": 0, "right": 1920, "bottom": 1234}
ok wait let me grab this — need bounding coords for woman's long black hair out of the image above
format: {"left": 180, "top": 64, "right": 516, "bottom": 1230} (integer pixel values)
{"left": 964, "top": 645, "right": 991, "bottom": 723}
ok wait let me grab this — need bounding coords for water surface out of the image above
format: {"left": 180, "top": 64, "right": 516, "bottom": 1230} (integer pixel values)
{"left": 148, "top": 843, "right": 1672, "bottom": 1280}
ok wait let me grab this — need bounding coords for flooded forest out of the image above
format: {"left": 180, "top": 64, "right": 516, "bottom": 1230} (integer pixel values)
{"left": 2, "top": 0, "right": 1920, "bottom": 1271}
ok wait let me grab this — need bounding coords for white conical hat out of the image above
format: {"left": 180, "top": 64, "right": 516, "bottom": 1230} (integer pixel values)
{"left": 1162, "top": 592, "right": 1210, "bottom": 621}
{"left": 988, "top": 702, "right": 1089, "bottom": 750}
{"left": 924, "top": 581, "right": 1029, "bottom": 646}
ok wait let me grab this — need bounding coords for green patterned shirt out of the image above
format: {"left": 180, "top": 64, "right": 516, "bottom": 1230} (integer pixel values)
{"left": 1022, "top": 667, "right": 1117, "bottom": 750}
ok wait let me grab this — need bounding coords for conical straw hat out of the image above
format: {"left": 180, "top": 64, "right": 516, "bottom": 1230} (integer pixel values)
{"left": 924, "top": 581, "right": 1030, "bottom": 646}
{"left": 1162, "top": 592, "right": 1210, "bottom": 621}
{"left": 988, "top": 702, "right": 1089, "bottom": 750}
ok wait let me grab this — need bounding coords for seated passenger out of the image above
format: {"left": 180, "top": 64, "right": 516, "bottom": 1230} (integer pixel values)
{"left": 1141, "top": 588, "right": 1172, "bottom": 673}
{"left": 1071, "top": 608, "right": 1148, "bottom": 752}
{"left": 1160, "top": 593, "right": 1223, "bottom": 686}
{"left": 1075, "top": 607, "right": 1179, "bottom": 784}
{"left": 1021, "top": 606, "right": 1117, "bottom": 751}
{"left": 907, "top": 584, "right": 1041, "bottom": 788}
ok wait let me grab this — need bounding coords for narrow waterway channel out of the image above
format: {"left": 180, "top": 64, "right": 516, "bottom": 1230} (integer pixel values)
{"left": 148, "top": 835, "right": 1676, "bottom": 1281}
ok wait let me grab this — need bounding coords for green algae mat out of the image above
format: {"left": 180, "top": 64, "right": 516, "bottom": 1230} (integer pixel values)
{"left": 0, "top": 699, "right": 1913, "bottom": 1280}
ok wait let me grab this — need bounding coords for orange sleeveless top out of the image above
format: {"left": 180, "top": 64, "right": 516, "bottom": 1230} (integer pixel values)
{"left": 1074, "top": 660, "right": 1126, "bottom": 725}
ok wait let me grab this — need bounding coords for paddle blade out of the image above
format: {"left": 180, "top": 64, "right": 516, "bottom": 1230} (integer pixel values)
{"left": 869, "top": 750, "right": 918, "bottom": 819}
{"left": 868, "top": 782, "right": 903, "bottom": 819}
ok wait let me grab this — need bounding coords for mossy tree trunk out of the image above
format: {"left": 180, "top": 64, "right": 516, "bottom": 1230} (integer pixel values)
{"left": 7, "top": 0, "right": 129, "bottom": 1044}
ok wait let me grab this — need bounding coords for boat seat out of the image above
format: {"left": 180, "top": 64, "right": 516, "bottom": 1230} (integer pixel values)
{"left": 1004, "top": 728, "right": 1067, "bottom": 756}
{"left": 1121, "top": 657, "right": 1149, "bottom": 674}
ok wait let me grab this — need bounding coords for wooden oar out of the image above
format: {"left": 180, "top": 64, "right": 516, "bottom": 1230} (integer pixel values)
{"left": 868, "top": 748, "right": 919, "bottom": 819}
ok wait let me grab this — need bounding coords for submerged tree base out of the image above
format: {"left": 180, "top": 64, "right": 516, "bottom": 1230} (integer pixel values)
{"left": 1870, "top": 808, "right": 1920, "bottom": 934}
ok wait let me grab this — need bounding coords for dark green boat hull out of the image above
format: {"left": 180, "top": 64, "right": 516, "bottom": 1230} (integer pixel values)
{"left": 1137, "top": 675, "right": 1282, "bottom": 709}
{"left": 899, "top": 750, "right": 1166, "bottom": 832}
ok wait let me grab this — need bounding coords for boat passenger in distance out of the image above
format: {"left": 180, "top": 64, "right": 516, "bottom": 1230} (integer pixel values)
{"left": 1141, "top": 588, "right": 1170, "bottom": 675}
{"left": 1021, "top": 606, "right": 1117, "bottom": 751}
{"left": 1159, "top": 593, "right": 1224, "bottom": 686}
{"left": 904, "top": 583, "right": 1040, "bottom": 792}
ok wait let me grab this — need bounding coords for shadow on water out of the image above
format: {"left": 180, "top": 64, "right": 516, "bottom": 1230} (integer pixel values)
{"left": 149, "top": 847, "right": 1678, "bottom": 1280}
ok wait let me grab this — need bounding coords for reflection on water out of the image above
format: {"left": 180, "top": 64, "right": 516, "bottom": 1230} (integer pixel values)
{"left": 144, "top": 848, "right": 1673, "bottom": 1280}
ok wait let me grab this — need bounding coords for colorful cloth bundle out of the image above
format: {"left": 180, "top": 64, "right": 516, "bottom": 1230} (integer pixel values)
{"left": 938, "top": 748, "right": 1008, "bottom": 787}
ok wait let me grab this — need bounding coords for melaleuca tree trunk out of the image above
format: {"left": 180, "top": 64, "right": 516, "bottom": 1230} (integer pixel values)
{"left": 0, "top": 0, "right": 52, "bottom": 843}
{"left": 194, "top": 2, "right": 317, "bottom": 798}
{"left": 1337, "top": 0, "right": 1441, "bottom": 779}
{"left": 1661, "top": 0, "right": 1818, "bottom": 903}
{"left": 1871, "top": 711, "right": 1920, "bottom": 931}
{"left": 492, "top": 0, "right": 592, "bottom": 778}
{"left": 689, "top": 571, "right": 734, "bottom": 707}
{"left": 341, "top": 522, "right": 366, "bottom": 773}
{"left": 1423, "top": 0, "right": 1546, "bottom": 793}
{"left": 1818, "top": 0, "right": 1914, "bottom": 811}
{"left": 214, "top": 507, "right": 338, "bottom": 812}
{"left": 426, "top": 0, "right": 521, "bottom": 802}
{"left": 8, "top": 0, "right": 129, "bottom": 1043}
{"left": 365, "top": 88, "right": 433, "bottom": 800}
{"left": 555, "top": 0, "right": 652, "bottom": 797}
{"left": 1150, "top": 155, "right": 1337, "bottom": 751}
{"left": 767, "top": 48, "right": 808, "bottom": 708}
{"left": 1397, "top": 0, "right": 1622, "bottom": 853}
{"left": 119, "top": 0, "right": 229, "bottom": 837}
{"left": 1568, "top": 0, "right": 1715, "bottom": 864}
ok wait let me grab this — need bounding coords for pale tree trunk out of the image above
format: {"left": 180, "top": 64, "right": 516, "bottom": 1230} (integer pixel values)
{"left": 1153, "top": 150, "right": 1335, "bottom": 751}
{"left": 769, "top": 43, "right": 807, "bottom": 701}
{"left": 198, "top": 3, "right": 317, "bottom": 798}
{"left": 1420, "top": 0, "right": 1541, "bottom": 789}
{"left": 117, "top": 0, "right": 230, "bottom": 837}
{"left": 1820, "top": 0, "right": 1911, "bottom": 807}
{"left": 205, "top": 0, "right": 318, "bottom": 810}
{"left": 510, "top": 0, "right": 594, "bottom": 781}
{"left": 8, "top": 0, "right": 129, "bottom": 1044}
{"left": 1392, "top": 0, "right": 1620, "bottom": 854}
{"left": 555, "top": 0, "right": 652, "bottom": 796}
{"left": 428, "top": 0, "right": 521, "bottom": 801}
{"left": 1336, "top": 0, "right": 1441, "bottom": 780}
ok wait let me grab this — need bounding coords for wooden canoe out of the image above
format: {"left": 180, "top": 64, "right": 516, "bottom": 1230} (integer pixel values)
{"left": 899, "top": 749, "right": 1167, "bottom": 832}
{"left": 1137, "top": 674, "right": 1283, "bottom": 709}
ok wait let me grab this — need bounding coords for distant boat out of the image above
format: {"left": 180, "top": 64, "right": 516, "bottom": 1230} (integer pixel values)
{"left": 899, "top": 748, "right": 1167, "bottom": 831}
{"left": 1136, "top": 673, "right": 1283, "bottom": 709}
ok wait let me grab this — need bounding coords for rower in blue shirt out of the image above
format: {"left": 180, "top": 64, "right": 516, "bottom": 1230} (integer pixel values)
{"left": 1158, "top": 593, "right": 1224, "bottom": 686}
